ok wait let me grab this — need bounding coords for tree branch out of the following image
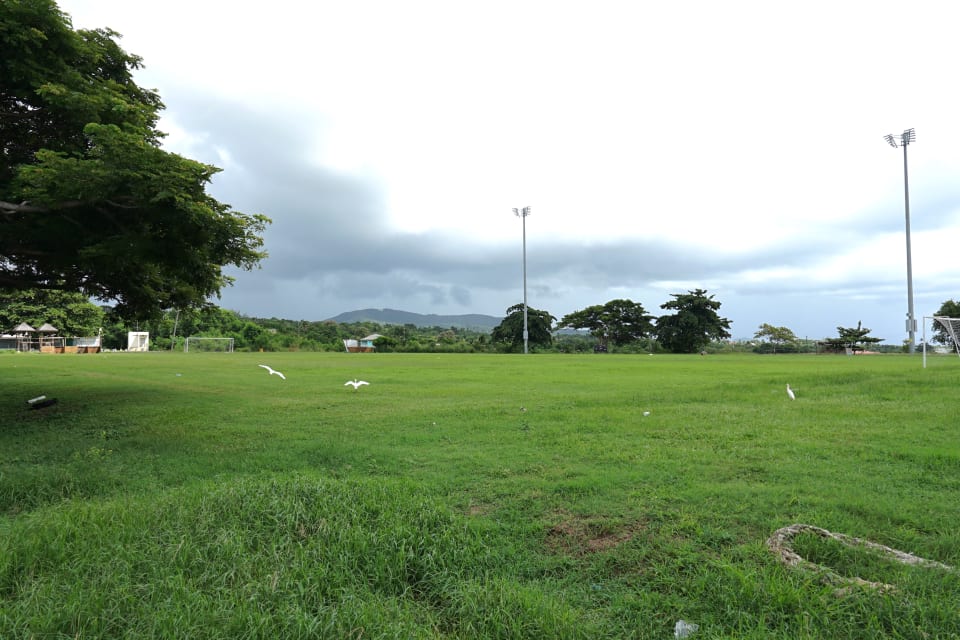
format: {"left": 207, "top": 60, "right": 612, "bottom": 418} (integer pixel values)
{"left": 0, "top": 200, "right": 89, "bottom": 215}
{"left": 0, "top": 200, "right": 48, "bottom": 214}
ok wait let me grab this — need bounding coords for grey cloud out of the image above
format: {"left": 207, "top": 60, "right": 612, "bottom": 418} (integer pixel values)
{"left": 450, "top": 285, "right": 472, "bottom": 306}
{"left": 161, "top": 91, "right": 957, "bottom": 342}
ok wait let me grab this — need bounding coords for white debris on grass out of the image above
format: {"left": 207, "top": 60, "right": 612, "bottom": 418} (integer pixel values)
{"left": 674, "top": 619, "right": 699, "bottom": 638}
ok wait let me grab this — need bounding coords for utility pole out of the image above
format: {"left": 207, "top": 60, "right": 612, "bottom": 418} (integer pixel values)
{"left": 512, "top": 206, "right": 531, "bottom": 354}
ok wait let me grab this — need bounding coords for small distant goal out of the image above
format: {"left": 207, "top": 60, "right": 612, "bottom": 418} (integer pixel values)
{"left": 184, "top": 337, "right": 235, "bottom": 353}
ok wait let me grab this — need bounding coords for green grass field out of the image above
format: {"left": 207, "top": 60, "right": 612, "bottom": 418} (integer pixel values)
{"left": 2, "top": 351, "right": 959, "bottom": 638}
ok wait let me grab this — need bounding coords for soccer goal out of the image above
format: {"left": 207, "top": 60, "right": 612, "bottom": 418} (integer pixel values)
{"left": 922, "top": 316, "right": 960, "bottom": 368}
{"left": 183, "top": 337, "right": 235, "bottom": 353}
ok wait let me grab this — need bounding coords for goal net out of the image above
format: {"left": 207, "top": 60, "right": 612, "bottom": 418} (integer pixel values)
{"left": 931, "top": 317, "right": 960, "bottom": 356}
{"left": 184, "top": 337, "right": 235, "bottom": 353}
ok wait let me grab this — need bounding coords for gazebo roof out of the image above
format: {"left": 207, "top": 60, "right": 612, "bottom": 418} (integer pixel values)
{"left": 38, "top": 323, "right": 58, "bottom": 333}
{"left": 13, "top": 322, "right": 35, "bottom": 333}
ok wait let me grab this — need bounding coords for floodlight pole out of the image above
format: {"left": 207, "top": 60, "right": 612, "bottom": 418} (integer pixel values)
{"left": 885, "top": 128, "right": 916, "bottom": 353}
{"left": 513, "top": 206, "right": 531, "bottom": 354}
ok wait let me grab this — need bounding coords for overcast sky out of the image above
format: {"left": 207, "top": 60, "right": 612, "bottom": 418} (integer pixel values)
{"left": 60, "top": 0, "right": 960, "bottom": 342}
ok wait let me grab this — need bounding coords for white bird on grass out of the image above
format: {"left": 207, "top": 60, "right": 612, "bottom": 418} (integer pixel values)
{"left": 786, "top": 384, "right": 795, "bottom": 400}
{"left": 258, "top": 364, "right": 286, "bottom": 380}
{"left": 345, "top": 379, "right": 369, "bottom": 390}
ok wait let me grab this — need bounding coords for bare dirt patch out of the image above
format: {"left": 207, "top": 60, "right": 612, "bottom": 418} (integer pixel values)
{"left": 545, "top": 510, "right": 646, "bottom": 556}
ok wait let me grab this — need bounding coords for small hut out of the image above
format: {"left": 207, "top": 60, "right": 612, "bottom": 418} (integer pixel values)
{"left": 38, "top": 323, "right": 58, "bottom": 335}
{"left": 12, "top": 322, "right": 36, "bottom": 351}
{"left": 12, "top": 322, "right": 35, "bottom": 335}
{"left": 38, "top": 323, "right": 62, "bottom": 352}
{"left": 343, "top": 333, "right": 382, "bottom": 353}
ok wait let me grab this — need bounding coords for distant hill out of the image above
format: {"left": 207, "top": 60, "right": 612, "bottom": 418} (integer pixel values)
{"left": 326, "top": 308, "right": 502, "bottom": 330}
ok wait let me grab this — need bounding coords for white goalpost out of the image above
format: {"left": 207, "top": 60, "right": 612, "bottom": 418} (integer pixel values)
{"left": 922, "top": 316, "right": 960, "bottom": 368}
{"left": 183, "top": 337, "right": 235, "bottom": 353}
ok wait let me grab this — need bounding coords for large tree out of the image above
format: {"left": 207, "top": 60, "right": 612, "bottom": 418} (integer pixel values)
{"left": 753, "top": 323, "right": 798, "bottom": 354}
{"left": 0, "top": 0, "right": 269, "bottom": 320}
{"left": 490, "top": 304, "right": 556, "bottom": 353}
{"left": 821, "top": 321, "right": 883, "bottom": 353}
{"left": 0, "top": 288, "right": 103, "bottom": 336}
{"left": 655, "top": 288, "right": 732, "bottom": 353}
{"left": 558, "top": 299, "right": 655, "bottom": 351}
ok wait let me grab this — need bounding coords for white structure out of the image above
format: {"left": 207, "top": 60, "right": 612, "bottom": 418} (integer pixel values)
{"left": 73, "top": 336, "right": 101, "bottom": 349}
{"left": 343, "top": 334, "right": 381, "bottom": 353}
{"left": 127, "top": 331, "right": 149, "bottom": 352}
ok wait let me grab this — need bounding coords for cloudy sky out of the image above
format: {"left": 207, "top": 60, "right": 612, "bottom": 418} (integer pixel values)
{"left": 60, "top": 0, "right": 960, "bottom": 342}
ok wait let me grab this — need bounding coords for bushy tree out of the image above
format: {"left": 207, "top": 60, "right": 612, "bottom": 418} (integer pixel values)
{"left": 558, "top": 299, "right": 654, "bottom": 351}
{"left": 655, "top": 289, "right": 731, "bottom": 353}
{"left": 0, "top": 0, "right": 269, "bottom": 320}
{"left": 0, "top": 288, "right": 103, "bottom": 336}
{"left": 491, "top": 304, "right": 556, "bottom": 352}
{"left": 821, "top": 321, "right": 882, "bottom": 353}
{"left": 753, "top": 323, "right": 798, "bottom": 354}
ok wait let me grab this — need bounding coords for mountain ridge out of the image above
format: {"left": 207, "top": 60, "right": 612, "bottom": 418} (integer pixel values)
{"left": 325, "top": 308, "right": 502, "bottom": 330}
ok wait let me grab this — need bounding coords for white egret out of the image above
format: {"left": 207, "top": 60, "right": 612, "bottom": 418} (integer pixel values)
{"left": 786, "top": 384, "right": 795, "bottom": 400}
{"left": 258, "top": 364, "right": 286, "bottom": 380}
{"left": 345, "top": 379, "right": 369, "bottom": 390}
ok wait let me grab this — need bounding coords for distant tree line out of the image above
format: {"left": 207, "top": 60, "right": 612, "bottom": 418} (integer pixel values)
{"left": 4, "top": 288, "right": 956, "bottom": 354}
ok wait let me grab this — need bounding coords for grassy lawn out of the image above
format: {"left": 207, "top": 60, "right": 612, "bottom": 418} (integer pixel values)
{"left": 2, "top": 351, "right": 959, "bottom": 638}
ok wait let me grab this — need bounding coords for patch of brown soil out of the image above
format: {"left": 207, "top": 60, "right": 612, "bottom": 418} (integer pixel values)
{"left": 545, "top": 510, "right": 645, "bottom": 556}
{"left": 466, "top": 503, "right": 492, "bottom": 517}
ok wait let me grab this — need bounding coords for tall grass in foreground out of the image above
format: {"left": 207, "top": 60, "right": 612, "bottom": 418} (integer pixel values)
{"left": 1, "top": 351, "right": 959, "bottom": 638}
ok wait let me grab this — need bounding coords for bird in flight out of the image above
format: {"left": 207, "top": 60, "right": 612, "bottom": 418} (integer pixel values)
{"left": 258, "top": 364, "right": 286, "bottom": 380}
{"left": 345, "top": 379, "right": 369, "bottom": 390}
{"left": 786, "top": 384, "right": 795, "bottom": 400}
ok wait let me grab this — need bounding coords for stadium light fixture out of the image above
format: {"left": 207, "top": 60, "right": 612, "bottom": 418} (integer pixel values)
{"left": 884, "top": 128, "right": 916, "bottom": 353}
{"left": 512, "top": 206, "right": 531, "bottom": 354}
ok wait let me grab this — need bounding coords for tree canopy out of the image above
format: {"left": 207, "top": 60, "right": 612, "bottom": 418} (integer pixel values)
{"left": 931, "top": 300, "right": 960, "bottom": 345}
{"left": 0, "top": 0, "right": 269, "bottom": 320}
{"left": 753, "top": 323, "right": 798, "bottom": 353}
{"left": 491, "top": 304, "right": 556, "bottom": 352}
{"left": 0, "top": 288, "right": 103, "bottom": 336}
{"left": 558, "top": 299, "right": 654, "bottom": 350}
{"left": 821, "top": 321, "right": 883, "bottom": 353}
{"left": 654, "top": 288, "right": 732, "bottom": 353}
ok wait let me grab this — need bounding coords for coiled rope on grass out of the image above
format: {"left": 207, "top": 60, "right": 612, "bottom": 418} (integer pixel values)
{"left": 766, "top": 523, "right": 955, "bottom": 596}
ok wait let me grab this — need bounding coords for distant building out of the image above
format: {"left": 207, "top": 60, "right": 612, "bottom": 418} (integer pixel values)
{"left": 343, "top": 333, "right": 382, "bottom": 353}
